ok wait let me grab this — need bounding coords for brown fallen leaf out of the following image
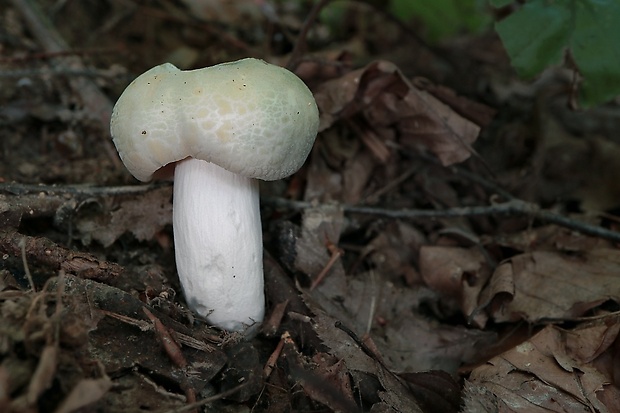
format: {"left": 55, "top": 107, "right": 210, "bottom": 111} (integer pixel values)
{"left": 482, "top": 249, "right": 620, "bottom": 323}
{"left": 295, "top": 204, "right": 347, "bottom": 302}
{"left": 75, "top": 186, "right": 172, "bottom": 247}
{"left": 289, "top": 352, "right": 359, "bottom": 413}
{"left": 411, "top": 77, "right": 497, "bottom": 129}
{"left": 465, "top": 324, "right": 620, "bottom": 412}
{"left": 376, "top": 310, "right": 497, "bottom": 374}
{"left": 314, "top": 60, "right": 481, "bottom": 166}
{"left": 362, "top": 221, "right": 426, "bottom": 285}
{"left": 419, "top": 245, "right": 491, "bottom": 327}
{"left": 308, "top": 303, "right": 424, "bottom": 413}
{"left": 306, "top": 265, "right": 497, "bottom": 375}
{"left": 26, "top": 345, "right": 58, "bottom": 406}
{"left": 398, "top": 370, "right": 462, "bottom": 413}
{"left": 490, "top": 225, "right": 613, "bottom": 254}
{"left": 54, "top": 377, "right": 112, "bottom": 413}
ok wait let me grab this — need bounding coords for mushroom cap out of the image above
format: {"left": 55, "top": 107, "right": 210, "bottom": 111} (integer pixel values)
{"left": 110, "top": 58, "right": 319, "bottom": 182}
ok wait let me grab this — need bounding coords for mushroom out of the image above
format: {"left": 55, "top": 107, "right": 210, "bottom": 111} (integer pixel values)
{"left": 110, "top": 58, "right": 319, "bottom": 333}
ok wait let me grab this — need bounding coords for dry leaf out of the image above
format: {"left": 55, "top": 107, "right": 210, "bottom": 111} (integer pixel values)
{"left": 308, "top": 301, "right": 424, "bottom": 413}
{"left": 76, "top": 187, "right": 172, "bottom": 247}
{"left": 54, "top": 377, "right": 112, "bottom": 413}
{"left": 288, "top": 352, "right": 358, "bottom": 412}
{"left": 27, "top": 345, "right": 58, "bottom": 405}
{"left": 466, "top": 325, "right": 620, "bottom": 412}
{"left": 419, "top": 245, "right": 491, "bottom": 326}
{"left": 483, "top": 249, "right": 620, "bottom": 323}
{"left": 314, "top": 60, "right": 481, "bottom": 166}
{"left": 295, "top": 204, "right": 347, "bottom": 299}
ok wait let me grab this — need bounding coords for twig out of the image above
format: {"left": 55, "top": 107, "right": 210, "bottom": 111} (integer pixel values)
{"left": 3, "top": 182, "right": 617, "bottom": 243}
{"left": 101, "top": 310, "right": 152, "bottom": 331}
{"left": 310, "top": 239, "right": 344, "bottom": 291}
{"left": 387, "top": 144, "right": 516, "bottom": 201}
{"left": 20, "top": 238, "right": 36, "bottom": 291}
{"left": 263, "top": 332, "right": 288, "bottom": 378}
{"left": 264, "top": 197, "right": 620, "bottom": 244}
{"left": 0, "top": 229, "right": 123, "bottom": 282}
{"left": 365, "top": 270, "right": 377, "bottom": 335}
{"left": 362, "top": 164, "right": 419, "bottom": 203}
{"left": 143, "top": 307, "right": 188, "bottom": 369}
{"left": 142, "top": 307, "right": 199, "bottom": 411}
{"left": 0, "top": 181, "right": 169, "bottom": 196}
{"left": 0, "top": 183, "right": 171, "bottom": 230}
{"left": 158, "top": 382, "right": 248, "bottom": 413}
{"left": 334, "top": 321, "right": 409, "bottom": 392}
{"left": 101, "top": 310, "right": 219, "bottom": 350}
{"left": 286, "top": 0, "right": 332, "bottom": 71}
{"left": 138, "top": 4, "right": 252, "bottom": 54}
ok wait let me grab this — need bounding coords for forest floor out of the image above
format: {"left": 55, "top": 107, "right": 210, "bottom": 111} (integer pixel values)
{"left": 2, "top": 1, "right": 620, "bottom": 412}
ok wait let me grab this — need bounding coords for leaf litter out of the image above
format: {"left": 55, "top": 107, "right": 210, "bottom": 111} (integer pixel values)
{"left": 1, "top": 0, "right": 620, "bottom": 412}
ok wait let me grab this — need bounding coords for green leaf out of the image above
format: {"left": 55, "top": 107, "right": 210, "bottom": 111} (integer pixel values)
{"left": 489, "top": 0, "right": 514, "bottom": 7}
{"left": 390, "top": 0, "right": 491, "bottom": 41}
{"left": 495, "top": 0, "right": 620, "bottom": 107}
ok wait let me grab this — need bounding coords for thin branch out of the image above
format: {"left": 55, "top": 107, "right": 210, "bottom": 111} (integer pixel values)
{"left": 264, "top": 197, "right": 620, "bottom": 244}
{"left": 286, "top": 0, "right": 332, "bottom": 71}
{"left": 0, "top": 229, "right": 123, "bottom": 283}
{"left": 390, "top": 144, "right": 516, "bottom": 201}
{"left": 3, "top": 182, "right": 618, "bottom": 243}
{"left": 0, "top": 181, "right": 169, "bottom": 196}
{"left": 159, "top": 382, "right": 248, "bottom": 413}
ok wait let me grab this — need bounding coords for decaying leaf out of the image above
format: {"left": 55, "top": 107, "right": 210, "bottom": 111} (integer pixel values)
{"left": 54, "top": 377, "right": 112, "bottom": 413}
{"left": 306, "top": 266, "right": 496, "bottom": 375}
{"left": 399, "top": 370, "right": 462, "bottom": 413}
{"left": 465, "top": 324, "right": 620, "bottom": 412}
{"left": 295, "top": 204, "right": 344, "bottom": 275}
{"left": 295, "top": 203, "right": 347, "bottom": 299}
{"left": 285, "top": 344, "right": 358, "bottom": 413}
{"left": 314, "top": 60, "right": 481, "bottom": 166}
{"left": 76, "top": 187, "right": 172, "bottom": 247}
{"left": 26, "top": 345, "right": 58, "bottom": 406}
{"left": 419, "top": 245, "right": 491, "bottom": 326}
{"left": 308, "top": 301, "right": 425, "bottom": 413}
{"left": 482, "top": 249, "right": 620, "bottom": 323}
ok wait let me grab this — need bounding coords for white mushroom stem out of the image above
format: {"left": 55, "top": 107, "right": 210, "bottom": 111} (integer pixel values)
{"left": 172, "top": 157, "right": 265, "bottom": 332}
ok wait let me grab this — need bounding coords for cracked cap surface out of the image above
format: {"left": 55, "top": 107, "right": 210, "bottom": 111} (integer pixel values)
{"left": 110, "top": 58, "right": 319, "bottom": 182}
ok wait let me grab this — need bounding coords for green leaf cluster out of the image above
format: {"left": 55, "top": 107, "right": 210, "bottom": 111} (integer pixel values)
{"left": 389, "top": 0, "right": 491, "bottom": 41}
{"left": 493, "top": 0, "right": 620, "bottom": 107}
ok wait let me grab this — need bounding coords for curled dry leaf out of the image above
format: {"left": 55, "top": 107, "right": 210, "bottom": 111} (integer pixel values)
{"left": 314, "top": 60, "right": 481, "bottom": 166}
{"left": 482, "top": 249, "right": 620, "bottom": 323}
{"left": 419, "top": 245, "right": 491, "bottom": 327}
{"left": 465, "top": 324, "right": 620, "bottom": 412}
{"left": 411, "top": 77, "right": 497, "bottom": 128}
